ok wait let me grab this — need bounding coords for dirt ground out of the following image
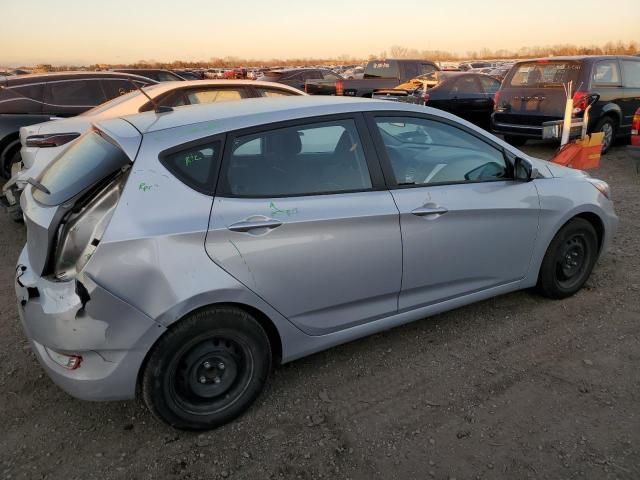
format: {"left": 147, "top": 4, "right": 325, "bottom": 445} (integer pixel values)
{"left": 1, "top": 141, "right": 639, "bottom": 480}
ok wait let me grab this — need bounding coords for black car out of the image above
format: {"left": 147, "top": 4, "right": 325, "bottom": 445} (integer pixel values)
{"left": 259, "top": 68, "right": 342, "bottom": 91}
{"left": 372, "top": 72, "right": 501, "bottom": 129}
{"left": 0, "top": 71, "right": 157, "bottom": 178}
{"left": 113, "top": 69, "right": 185, "bottom": 82}
{"left": 492, "top": 55, "right": 640, "bottom": 152}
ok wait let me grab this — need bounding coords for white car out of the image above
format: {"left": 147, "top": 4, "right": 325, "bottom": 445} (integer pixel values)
{"left": 2, "top": 80, "right": 305, "bottom": 216}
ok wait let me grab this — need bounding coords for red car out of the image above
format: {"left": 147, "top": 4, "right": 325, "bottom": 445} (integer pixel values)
{"left": 629, "top": 107, "right": 640, "bottom": 172}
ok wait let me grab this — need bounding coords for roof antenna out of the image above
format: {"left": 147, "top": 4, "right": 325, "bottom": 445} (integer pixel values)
{"left": 126, "top": 79, "right": 173, "bottom": 113}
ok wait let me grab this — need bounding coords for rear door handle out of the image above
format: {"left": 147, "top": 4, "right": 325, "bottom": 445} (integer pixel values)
{"left": 411, "top": 206, "right": 448, "bottom": 217}
{"left": 228, "top": 218, "right": 283, "bottom": 232}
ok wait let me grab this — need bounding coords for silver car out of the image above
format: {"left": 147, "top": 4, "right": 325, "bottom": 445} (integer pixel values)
{"left": 15, "top": 96, "right": 618, "bottom": 430}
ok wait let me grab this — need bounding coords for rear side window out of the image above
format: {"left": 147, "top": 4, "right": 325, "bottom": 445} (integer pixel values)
{"left": 160, "top": 142, "right": 221, "bottom": 194}
{"left": 222, "top": 119, "right": 372, "bottom": 197}
{"left": 44, "top": 80, "right": 106, "bottom": 107}
{"left": 0, "top": 83, "right": 44, "bottom": 114}
{"left": 621, "top": 60, "right": 640, "bottom": 88}
{"left": 592, "top": 61, "right": 621, "bottom": 86}
{"left": 508, "top": 62, "right": 581, "bottom": 87}
{"left": 35, "top": 131, "right": 130, "bottom": 206}
{"left": 365, "top": 60, "right": 399, "bottom": 79}
{"left": 102, "top": 79, "right": 148, "bottom": 99}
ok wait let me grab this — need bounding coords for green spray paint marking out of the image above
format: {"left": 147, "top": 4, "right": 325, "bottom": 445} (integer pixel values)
{"left": 184, "top": 151, "right": 204, "bottom": 167}
{"left": 139, "top": 182, "right": 153, "bottom": 192}
{"left": 269, "top": 201, "right": 298, "bottom": 217}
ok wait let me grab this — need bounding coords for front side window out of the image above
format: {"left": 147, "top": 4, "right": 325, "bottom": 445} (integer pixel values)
{"left": 44, "top": 80, "right": 105, "bottom": 107}
{"left": 160, "top": 142, "right": 221, "bottom": 194}
{"left": 592, "top": 61, "right": 621, "bottom": 86}
{"left": 223, "top": 119, "right": 372, "bottom": 197}
{"left": 621, "top": 60, "right": 640, "bottom": 88}
{"left": 419, "top": 64, "right": 437, "bottom": 76}
{"left": 375, "top": 117, "right": 509, "bottom": 186}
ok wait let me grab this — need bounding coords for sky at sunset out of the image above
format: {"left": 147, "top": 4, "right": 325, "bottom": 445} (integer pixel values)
{"left": 2, "top": 0, "right": 638, "bottom": 65}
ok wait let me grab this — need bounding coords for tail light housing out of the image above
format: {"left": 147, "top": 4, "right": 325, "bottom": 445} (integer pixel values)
{"left": 26, "top": 133, "right": 80, "bottom": 148}
{"left": 572, "top": 91, "right": 589, "bottom": 115}
{"left": 632, "top": 108, "right": 640, "bottom": 146}
{"left": 335, "top": 81, "right": 344, "bottom": 96}
{"left": 304, "top": 82, "right": 308, "bottom": 94}
{"left": 422, "top": 92, "right": 430, "bottom": 105}
{"left": 493, "top": 90, "right": 501, "bottom": 110}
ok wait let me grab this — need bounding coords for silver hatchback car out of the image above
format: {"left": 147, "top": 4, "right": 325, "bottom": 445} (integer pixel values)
{"left": 16, "top": 97, "right": 617, "bottom": 430}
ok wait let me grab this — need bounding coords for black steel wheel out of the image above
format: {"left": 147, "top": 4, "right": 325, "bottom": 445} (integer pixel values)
{"left": 537, "top": 218, "right": 599, "bottom": 299}
{"left": 142, "top": 306, "right": 272, "bottom": 430}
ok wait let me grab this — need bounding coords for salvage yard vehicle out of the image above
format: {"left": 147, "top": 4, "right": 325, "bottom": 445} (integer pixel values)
{"left": 492, "top": 56, "right": 640, "bottom": 152}
{"left": 1, "top": 80, "right": 305, "bottom": 218}
{"left": 0, "top": 71, "right": 157, "bottom": 180}
{"left": 372, "top": 72, "right": 501, "bottom": 129}
{"left": 15, "top": 96, "right": 617, "bottom": 430}
{"left": 305, "top": 59, "right": 440, "bottom": 97}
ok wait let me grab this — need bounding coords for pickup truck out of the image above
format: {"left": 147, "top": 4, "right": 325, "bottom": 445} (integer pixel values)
{"left": 305, "top": 59, "right": 440, "bottom": 97}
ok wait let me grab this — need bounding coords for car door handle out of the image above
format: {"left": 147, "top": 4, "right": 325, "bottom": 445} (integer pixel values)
{"left": 228, "top": 218, "right": 283, "bottom": 232}
{"left": 411, "top": 206, "right": 448, "bottom": 217}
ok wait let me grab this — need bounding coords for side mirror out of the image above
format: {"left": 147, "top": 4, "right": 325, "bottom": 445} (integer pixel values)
{"left": 514, "top": 156, "right": 537, "bottom": 182}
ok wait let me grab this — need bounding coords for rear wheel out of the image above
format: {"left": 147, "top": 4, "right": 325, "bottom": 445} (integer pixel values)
{"left": 504, "top": 135, "right": 527, "bottom": 147}
{"left": 1, "top": 138, "right": 21, "bottom": 179}
{"left": 593, "top": 116, "right": 616, "bottom": 154}
{"left": 141, "top": 306, "right": 272, "bottom": 430}
{"left": 537, "top": 218, "right": 598, "bottom": 299}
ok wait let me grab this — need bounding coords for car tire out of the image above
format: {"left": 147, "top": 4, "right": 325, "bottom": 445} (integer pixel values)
{"left": 1, "top": 138, "right": 21, "bottom": 180}
{"left": 504, "top": 135, "right": 527, "bottom": 146}
{"left": 141, "top": 306, "right": 272, "bottom": 430}
{"left": 537, "top": 218, "right": 599, "bottom": 299}
{"left": 593, "top": 116, "right": 616, "bottom": 154}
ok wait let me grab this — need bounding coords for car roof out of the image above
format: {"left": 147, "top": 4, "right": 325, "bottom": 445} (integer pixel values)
{"left": 516, "top": 55, "right": 640, "bottom": 63}
{"left": 1, "top": 71, "right": 157, "bottom": 87}
{"left": 116, "top": 96, "right": 440, "bottom": 135}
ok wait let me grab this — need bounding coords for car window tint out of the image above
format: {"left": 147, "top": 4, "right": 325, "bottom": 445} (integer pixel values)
{"left": 375, "top": 117, "right": 509, "bottom": 185}
{"left": 101, "top": 79, "right": 148, "bottom": 100}
{"left": 478, "top": 76, "right": 501, "bottom": 94}
{"left": 160, "top": 142, "right": 221, "bottom": 194}
{"left": 419, "top": 63, "right": 437, "bottom": 76}
{"left": 508, "top": 62, "right": 581, "bottom": 87}
{"left": 0, "top": 83, "right": 43, "bottom": 113}
{"left": 404, "top": 63, "right": 419, "bottom": 80}
{"left": 592, "top": 61, "right": 621, "bottom": 85}
{"left": 621, "top": 60, "right": 640, "bottom": 88}
{"left": 186, "top": 89, "right": 244, "bottom": 104}
{"left": 224, "top": 119, "right": 372, "bottom": 197}
{"left": 44, "top": 80, "right": 105, "bottom": 107}
{"left": 451, "top": 76, "right": 481, "bottom": 94}
{"left": 257, "top": 88, "right": 297, "bottom": 97}
{"left": 322, "top": 71, "right": 340, "bottom": 81}
{"left": 155, "top": 71, "right": 182, "bottom": 82}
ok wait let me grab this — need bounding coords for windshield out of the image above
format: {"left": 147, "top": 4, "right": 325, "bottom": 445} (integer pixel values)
{"left": 34, "top": 131, "right": 130, "bottom": 206}
{"left": 507, "top": 61, "right": 581, "bottom": 87}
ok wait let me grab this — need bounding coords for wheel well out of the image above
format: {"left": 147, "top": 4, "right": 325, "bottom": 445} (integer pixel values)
{"left": 0, "top": 133, "right": 20, "bottom": 158}
{"left": 574, "top": 212, "right": 605, "bottom": 252}
{"left": 136, "top": 302, "right": 283, "bottom": 398}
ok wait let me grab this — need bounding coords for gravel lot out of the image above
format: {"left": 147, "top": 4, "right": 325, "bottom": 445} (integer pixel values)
{"left": 1, "top": 140, "right": 638, "bottom": 480}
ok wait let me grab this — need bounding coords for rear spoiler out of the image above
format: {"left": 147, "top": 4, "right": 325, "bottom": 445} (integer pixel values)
{"left": 91, "top": 118, "right": 143, "bottom": 163}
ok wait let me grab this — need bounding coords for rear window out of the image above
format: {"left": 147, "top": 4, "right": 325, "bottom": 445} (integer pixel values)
{"left": 34, "top": 131, "right": 130, "bottom": 206}
{"left": 507, "top": 62, "right": 581, "bottom": 87}
{"left": 365, "top": 60, "right": 400, "bottom": 79}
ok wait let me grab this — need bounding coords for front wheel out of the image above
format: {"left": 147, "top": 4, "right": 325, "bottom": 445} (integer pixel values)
{"left": 537, "top": 218, "right": 599, "bottom": 299}
{"left": 141, "top": 306, "right": 272, "bottom": 430}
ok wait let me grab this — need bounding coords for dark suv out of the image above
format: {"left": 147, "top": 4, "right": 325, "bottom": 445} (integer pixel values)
{"left": 0, "top": 71, "right": 156, "bottom": 178}
{"left": 492, "top": 56, "right": 640, "bottom": 152}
